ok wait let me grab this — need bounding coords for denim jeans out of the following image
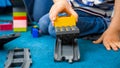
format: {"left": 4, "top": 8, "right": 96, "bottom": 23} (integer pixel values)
{"left": 38, "top": 10, "right": 110, "bottom": 37}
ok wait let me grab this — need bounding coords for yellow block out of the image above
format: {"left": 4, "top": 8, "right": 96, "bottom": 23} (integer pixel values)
{"left": 54, "top": 15, "right": 76, "bottom": 27}
{"left": 13, "top": 12, "right": 27, "bottom": 16}
{"left": 13, "top": 28, "right": 27, "bottom": 32}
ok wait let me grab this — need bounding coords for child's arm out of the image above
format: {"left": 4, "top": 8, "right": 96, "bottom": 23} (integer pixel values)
{"left": 93, "top": 0, "right": 120, "bottom": 51}
{"left": 49, "top": 0, "right": 78, "bottom": 25}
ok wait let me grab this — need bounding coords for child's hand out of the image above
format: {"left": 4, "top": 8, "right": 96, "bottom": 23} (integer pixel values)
{"left": 49, "top": 0, "right": 78, "bottom": 25}
{"left": 93, "top": 25, "right": 120, "bottom": 51}
{"left": 93, "top": 0, "right": 120, "bottom": 51}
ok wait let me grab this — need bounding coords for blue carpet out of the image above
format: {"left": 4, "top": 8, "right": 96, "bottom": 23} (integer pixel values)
{"left": 0, "top": 15, "right": 120, "bottom": 68}
{"left": 0, "top": 30, "right": 120, "bottom": 68}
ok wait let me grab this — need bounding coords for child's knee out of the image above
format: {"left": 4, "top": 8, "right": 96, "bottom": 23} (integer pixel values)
{"left": 77, "top": 17, "right": 107, "bottom": 36}
{"left": 48, "top": 23, "right": 56, "bottom": 37}
{"left": 38, "top": 13, "right": 50, "bottom": 34}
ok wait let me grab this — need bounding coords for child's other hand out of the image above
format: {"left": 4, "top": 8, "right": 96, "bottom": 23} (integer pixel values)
{"left": 49, "top": 0, "right": 78, "bottom": 25}
{"left": 93, "top": 27, "right": 120, "bottom": 51}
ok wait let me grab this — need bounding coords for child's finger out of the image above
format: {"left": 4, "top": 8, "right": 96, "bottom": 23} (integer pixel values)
{"left": 109, "top": 42, "right": 118, "bottom": 51}
{"left": 50, "top": 5, "right": 63, "bottom": 22}
{"left": 70, "top": 9, "right": 78, "bottom": 22}
{"left": 65, "top": 8, "right": 78, "bottom": 22}
{"left": 93, "top": 35, "right": 103, "bottom": 44}
{"left": 49, "top": 5, "right": 57, "bottom": 23}
{"left": 113, "top": 42, "right": 120, "bottom": 48}
{"left": 103, "top": 41, "right": 111, "bottom": 50}
{"left": 117, "top": 42, "right": 120, "bottom": 48}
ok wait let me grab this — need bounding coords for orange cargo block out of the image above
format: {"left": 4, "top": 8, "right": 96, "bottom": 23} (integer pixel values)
{"left": 54, "top": 15, "right": 76, "bottom": 27}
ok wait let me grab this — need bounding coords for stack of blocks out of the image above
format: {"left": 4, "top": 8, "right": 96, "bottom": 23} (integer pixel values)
{"left": 13, "top": 0, "right": 27, "bottom": 32}
{"left": 13, "top": 12, "right": 27, "bottom": 32}
{"left": 0, "top": 13, "right": 13, "bottom": 31}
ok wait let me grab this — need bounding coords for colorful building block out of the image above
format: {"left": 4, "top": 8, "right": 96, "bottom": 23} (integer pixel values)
{"left": 12, "top": 0, "right": 27, "bottom": 32}
{"left": 0, "top": 23, "right": 13, "bottom": 30}
{"left": 13, "top": 20, "right": 27, "bottom": 28}
{"left": 13, "top": 28, "right": 27, "bottom": 32}
{"left": 31, "top": 25, "right": 39, "bottom": 38}
{"left": 13, "top": 16, "right": 27, "bottom": 20}
{"left": 13, "top": 12, "right": 26, "bottom": 16}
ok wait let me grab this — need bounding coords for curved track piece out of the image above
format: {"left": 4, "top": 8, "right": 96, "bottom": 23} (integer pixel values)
{"left": 4, "top": 48, "right": 32, "bottom": 68}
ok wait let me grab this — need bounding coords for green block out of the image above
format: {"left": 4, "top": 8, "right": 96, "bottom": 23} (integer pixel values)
{"left": 14, "top": 28, "right": 27, "bottom": 32}
{"left": 13, "top": 12, "right": 26, "bottom": 16}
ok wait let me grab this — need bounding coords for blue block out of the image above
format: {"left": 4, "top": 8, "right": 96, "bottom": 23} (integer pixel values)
{"left": 31, "top": 27, "right": 39, "bottom": 38}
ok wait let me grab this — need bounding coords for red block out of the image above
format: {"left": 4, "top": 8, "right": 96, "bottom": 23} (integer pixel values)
{"left": 0, "top": 23, "right": 13, "bottom": 30}
{"left": 13, "top": 16, "right": 27, "bottom": 20}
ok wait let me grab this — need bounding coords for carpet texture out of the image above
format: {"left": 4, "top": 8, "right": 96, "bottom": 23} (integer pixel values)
{"left": 0, "top": 31, "right": 120, "bottom": 68}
